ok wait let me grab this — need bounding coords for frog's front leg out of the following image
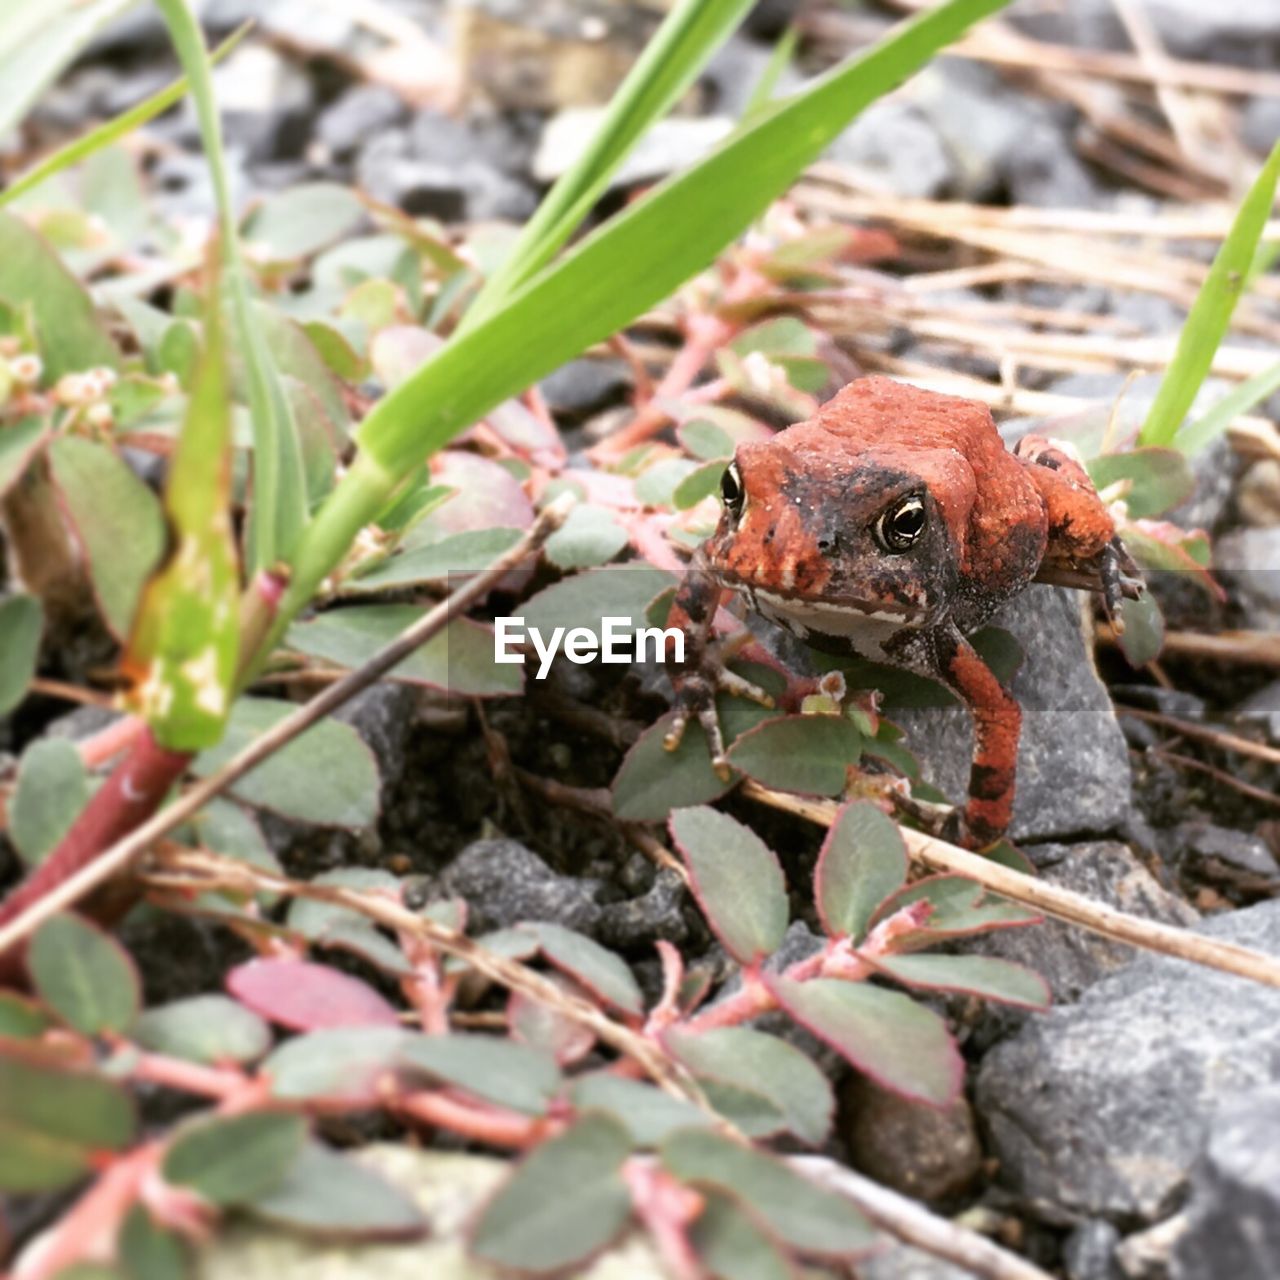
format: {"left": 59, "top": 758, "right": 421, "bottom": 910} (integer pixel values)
{"left": 897, "top": 624, "right": 1021, "bottom": 850}
{"left": 663, "top": 551, "right": 773, "bottom": 778}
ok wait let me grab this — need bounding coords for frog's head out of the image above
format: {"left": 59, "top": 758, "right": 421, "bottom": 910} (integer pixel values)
{"left": 702, "top": 435, "right": 959, "bottom": 637}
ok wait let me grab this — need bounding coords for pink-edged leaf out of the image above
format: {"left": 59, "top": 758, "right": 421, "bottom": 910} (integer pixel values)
{"left": 520, "top": 923, "right": 644, "bottom": 1019}
{"left": 764, "top": 974, "right": 962, "bottom": 1108}
{"left": 814, "top": 802, "right": 908, "bottom": 943}
{"left": 869, "top": 874, "right": 1040, "bottom": 946}
{"left": 725, "top": 714, "right": 863, "bottom": 797}
{"left": 228, "top": 958, "right": 400, "bottom": 1030}
{"left": 866, "top": 953, "right": 1050, "bottom": 1011}
{"left": 28, "top": 913, "right": 140, "bottom": 1036}
{"left": 612, "top": 713, "right": 736, "bottom": 823}
{"left": 669, "top": 806, "right": 788, "bottom": 965}
{"left": 508, "top": 982, "right": 596, "bottom": 1066}
{"left": 263, "top": 1027, "right": 406, "bottom": 1104}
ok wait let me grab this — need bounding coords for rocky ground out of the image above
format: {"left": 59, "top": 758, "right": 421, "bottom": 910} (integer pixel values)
{"left": 4, "top": 1, "right": 1280, "bottom": 1277}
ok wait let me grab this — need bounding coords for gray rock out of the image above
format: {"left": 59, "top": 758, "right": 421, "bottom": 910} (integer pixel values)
{"left": 435, "top": 837, "right": 604, "bottom": 933}
{"left": 1242, "top": 96, "right": 1280, "bottom": 157}
{"left": 597, "top": 869, "right": 689, "bottom": 948}
{"left": 1214, "top": 526, "right": 1280, "bottom": 632}
{"left": 839, "top": 1073, "right": 983, "bottom": 1203}
{"left": 1172, "top": 821, "right": 1280, "bottom": 901}
{"left": 825, "top": 100, "right": 955, "bottom": 199}
{"left": 1009, "top": 0, "right": 1280, "bottom": 64}
{"left": 533, "top": 109, "right": 733, "bottom": 186}
{"left": 540, "top": 358, "right": 630, "bottom": 416}
{"left": 975, "top": 899, "right": 1280, "bottom": 1223}
{"left": 314, "top": 85, "right": 408, "bottom": 159}
{"left": 893, "top": 586, "right": 1132, "bottom": 843}
{"left": 207, "top": 44, "right": 315, "bottom": 163}
{"left": 1235, "top": 678, "right": 1280, "bottom": 742}
{"left": 357, "top": 123, "right": 537, "bottom": 221}
{"left": 1172, "top": 1085, "right": 1280, "bottom": 1280}
{"left": 333, "top": 682, "right": 420, "bottom": 797}
{"left": 966, "top": 841, "right": 1197, "bottom": 1006}
{"left": 1002, "top": 113, "right": 1102, "bottom": 209}
{"left": 1063, "top": 1219, "right": 1123, "bottom": 1280}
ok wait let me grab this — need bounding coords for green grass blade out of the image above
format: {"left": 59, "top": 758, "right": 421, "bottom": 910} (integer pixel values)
{"left": 154, "top": 0, "right": 308, "bottom": 575}
{"left": 0, "top": 0, "right": 138, "bottom": 137}
{"left": 462, "top": 0, "right": 759, "bottom": 329}
{"left": 0, "top": 25, "right": 251, "bottom": 211}
{"left": 741, "top": 23, "right": 799, "bottom": 123}
{"left": 359, "top": 0, "right": 1012, "bottom": 480}
{"left": 1174, "top": 358, "right": 1280, "bottom": 456}
{"left": 1139, "top": 141, "right": 1280, "bottom": 448}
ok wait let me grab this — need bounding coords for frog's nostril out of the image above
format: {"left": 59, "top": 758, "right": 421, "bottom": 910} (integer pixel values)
{"left": 817, "top": 533, "right": 838, "bottom": 554}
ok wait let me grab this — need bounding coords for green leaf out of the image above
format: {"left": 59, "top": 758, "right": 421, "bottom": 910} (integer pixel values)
{"left": 153, "top": 0, "right": 308, "bottom": 572}
{"left": 134, "top": 995, "right": 272, "bottom": 1066}
{"left": 163, "top": 1111, "right": 308, "bottom": 1207}
{"left": 0, "top": 415, "right": 46, "bottom": 499}
{"left": 398, "top": 1033, "right": 561, "bottom": 1116}
{"left": 544, "top": 504, "right": 630, "bottom": 570}
{"left": 666, "top": 1027, "right": 833, "bottom": 1145}
{"left": 1087, "top": 449, "right": 1194, "bottom": 520}
{"left": 0, "top": 1053, "right": 135, "bottom": 1192}
{"left": 0, "top": 593, "right": 43, "bottom": 715}
{"left": 673, "top": 459, "right": 730, "bottom": 510}
{"left": 0, "top": 212, "right": 119, "bottom": 379}
{"left": 668, "top": 806, "right": 788, "bottom": 965}
{"left": 345, "top": 526, "right": 522, "bottom": 591}
{"left": 1140, "top": 141, "right": 1280, "bottom": 446}
{"left": 120, "top": 1204, "right": 190, "bottom": 1280}
{"left": 122, "top": 276, "right": 239, "bottom": 751}
{"left": 1116, "top": 589, "right": 1166, "bottom": 667}
{"left": 286, "top": 607, "right": 520, "bottom": 697}
{"left": 765, "top": 975, "right": 962, "bottom": 1107}
{"left": 870, "top": 874, "right": 1040, "bottom": 940}
{"left": 726, "top": 714, "right": 863, "bottom": 796}
{"left": 689, "top": 1188, "right": 793, "bottom": 1280}
{"left": 660, "top": 1128, "right": 875, "bottom": 1258}
{"left": 521, "top": 566, "right": 675, "bottom": 638}
{"left": 814, "top": 801, "right": 908, "bottom": 943}
{"left": 521, "top": 922, "right": 645, "bottom": 1018}
{"left": 264, "top": 1026, "right": 406, "bottom": 1104}
{"left": 678, "top": 419, "right": 735, "bottom": 460}
{"left": 28, "top": 913, "right": 140, "bottom": 1036}
{"left": 9, "top": 738, "right": 89, "bottom": 866}
{"left": 0, "top": 0, "right": 138, "bottom": 138}
{"left": 47, "top": 436, "right": 165, "bottom": 638}
{"left": 636, "top": 457, "right": 699, "bottom": 507}
{"left": 244, "top": 183, "right": 367, "bottom": 264}
{"left": 868, "top": 953, "right": 1050, "bottom": 1011}
{"left": 192, "top": 696, "right": 380, "bottom": 830}
{"left": 0, "top": 599, "right": 39, "bottom": 732}
{"left": 569, "top": 1074, "right": 711, "bottom": 1146}
{"left": 0, "top": 992, "right": 52, "bottom": 1039}
{"left": 1175, "top": 358, "right": 1280, "bottom": 456}
{"left": 612, "top": 714, "right": 736, "bottom": 822}
{"left": 469, "top": 1113, "right": 634, "bottom": 1274}
{"left": 249, "top": 1141, "right": 427, "bottom": 1241}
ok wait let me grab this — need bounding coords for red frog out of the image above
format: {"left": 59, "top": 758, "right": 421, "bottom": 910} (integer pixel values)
{"left": 664, "top": 375, "right": 1142, "bottom": 849}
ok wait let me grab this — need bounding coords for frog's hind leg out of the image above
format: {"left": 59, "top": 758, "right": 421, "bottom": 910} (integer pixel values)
{"left": 904, "top": 625, "right": 1021, "bottom": 850}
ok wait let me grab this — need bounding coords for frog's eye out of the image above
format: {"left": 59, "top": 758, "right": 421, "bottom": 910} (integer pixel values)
{"left": 720, "top": 461, "right": 746, "bottom": 521}
{"left": 875, "top": 494, "right": 926, "bottom": 553}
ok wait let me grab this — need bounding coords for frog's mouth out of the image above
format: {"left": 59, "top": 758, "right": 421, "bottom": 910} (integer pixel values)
{"left": 718, "top": 574, "right": 928, "bottom": 641}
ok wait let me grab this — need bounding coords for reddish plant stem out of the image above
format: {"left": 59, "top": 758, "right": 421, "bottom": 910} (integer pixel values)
{"left": 77, "top": 715, "right": 144, "bottom": 770}
{"left": 395, "top": 1089, "right": 557, "bottom": 1149}
{"left": 0, "top": 727, "right": 192, "bottom": 984}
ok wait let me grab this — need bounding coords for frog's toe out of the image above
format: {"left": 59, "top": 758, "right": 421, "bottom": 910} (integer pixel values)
{"left": 714, "top": 665, "right": 774, "bottom": 708}
{"left": 1100, "top": 536, "right": 1144, "bottom": 631}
